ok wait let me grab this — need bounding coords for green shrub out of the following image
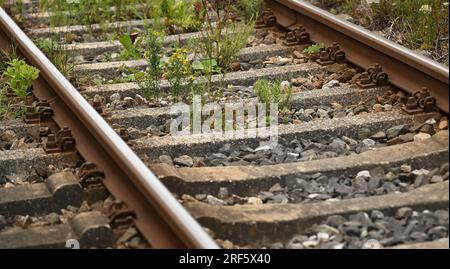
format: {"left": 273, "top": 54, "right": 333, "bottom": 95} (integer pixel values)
{"left": 254, "top": 79, "right": 292, "bottom": 112}
{"left": 3, "top": 59, "right": 39, "bottom": 97}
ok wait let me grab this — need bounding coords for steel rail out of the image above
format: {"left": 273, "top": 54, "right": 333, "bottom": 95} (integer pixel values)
{"left": 267, "top": 0, "right": 449, "bottom": 113}
{"left": 0, "top": 7, "right": 218, "bottom": 249}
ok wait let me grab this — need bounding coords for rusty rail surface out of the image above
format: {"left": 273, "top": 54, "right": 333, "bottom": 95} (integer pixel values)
{"left": 0, "top": 7, "right": 218, "bottom": 249}
{"left": 267, "top": 0, "right": 449, "bottom": 113}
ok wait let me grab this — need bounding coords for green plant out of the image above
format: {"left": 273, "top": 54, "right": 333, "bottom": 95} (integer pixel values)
{"left": 139, "top": 31, "right": 164, "bottom": 101}
{"left": 118, "top": 33, "right": 142, "bottom": 60}
{"left": 165, "top": 47, "right": 193, "bottom": 100}
{"left": 35, "top": 38, "right": 74, "bottom": 78}
{"left": 192, "top": 59, "right": 221, "bottom": 74}
{"left": 156, "top": 0, "right": 204, "bottom": 34}
{"left": 254, "top": 79, "right": 292, "bottom": 112}
{"left": 303, "top": 43, "right": 325, "bottom": 55}
{"left": 234, "top": 0, "right": 264, "bottom": 20}
{"left": 0, "top": 50, "right": 39, "bottom": 120}
{"left": 196, "top": 0, "right": 257, "bottom": 91}
{"left": 199, "top": 0, "right": 256, "bottom": 70}
{"left": 314, "top": 0, "right": 449, "bottom": 64}
{"left": 3, "top": 59, "right": 40, "bottom": 97}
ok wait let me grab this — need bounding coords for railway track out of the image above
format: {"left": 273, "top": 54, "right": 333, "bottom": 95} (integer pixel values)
{"left": 0, "top": 0, "right": 448, "bottom": 249}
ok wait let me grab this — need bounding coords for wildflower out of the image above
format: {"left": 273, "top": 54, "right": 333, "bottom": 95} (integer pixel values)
{"left": 419, "top": 5, "right": 432, "bottom": 14}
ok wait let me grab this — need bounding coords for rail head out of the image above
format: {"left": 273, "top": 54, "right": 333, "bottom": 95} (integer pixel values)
{"left": 0, "top": 7, "right": 218, "bottom": 249}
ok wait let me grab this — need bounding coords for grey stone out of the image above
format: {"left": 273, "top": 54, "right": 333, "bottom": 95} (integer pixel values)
{"left": 440, "top": 163, "right": 449, "bottom": 174}
{"left": 370, "top": 131, "right": 386, "bottom": 140}
{"left": 368, "top": 177, "right": 381, "bottom": 190}
{"left": 371, "top": 210, "right": 384, "bottom": 220}
{"left": 335, "top": 184, "right": 353, "bottom": 195}
{"left": 1, "top": 130, "right": 17, "bottom": 143}
{"left": 206, "top": 195, "right": 225, "bottom": 206}
{"left": 0, "top": 214, "right": 6, "bottom": 229}
{"left": 254, "top": 145, "right": 271, "bottom": 152}
{"left": 353, "top": 177, "right": 368, "bottom": 191}
{"left": 358, "top": 128, "right": 371, "bottom": 139}
{"left": 195, "top": 194, "right": 206, "bottom": 201}
{"left": 174, "top": 155, "right": 194, "bottom": 167}
{"left": 110, "top": 93, "right": 122, "bottom": 102}
{"left": 386, "top": 125, "right": 407, "bottom": 139}
{"left": 342, "top": 223, "right": 362, "bottom": 237}
{"left": 413, "top": 174, "right": 426, "bottom": 188}
{"left": 45, "top": 213, "right": 60, "bottom": 225}
{"left": 419, "top": 124, "right": 434, "bottom": 135}
{"left": 258, "top": 191, "right": 274, "bottom": 202}
{"left": 434, "top": 210, "right": 449, "bottom": 223}
{"left": 269, "top": 183, "right": 284, "bottom": 193}
{"left": 361, "top": 138, "right": 376, "bottom": 148}
{"left": 67, "top": 205, "right": 78, "bottom": 213}
{"left": 349, "top": 212, "right": 372, "bottom": 226}
{"left": 285, "top": 152, "right": 299, "bottom": 162}
{"left": 342, "top": 136, "right": 357, "bottom": 145}
{"left": 427, "top": 226, "right": 448, "bottom": 239}
{"left": 269, "top": 242, "right": 284, "bottom": 249}
{"left": 243, "top": 154, "right": 258, "bottom": 162}
{"left": 397, "top": 133, "right": 415, "bottom": 143}
{"left": 322, "top": 80, "right": 340, "bottom": 89}
{"left": 400, "top": 165, "right": 412, "bottom": 173}
{"left": 409, "top": 231, "right": 428, "bottom": 241}
{"left": 414, "top": 132, "right": 431, "bottom": 142}
{"left": 384, "top": 171, "right": 396, "bottom": 181}
{"left": 218, "top": 187, "right": 229, "bottom": 199}
{"left": 396, "top": 207, "right": 413, "bottom": 219}
{"left": 211, "top": 153, "right": 228, "bottom": 159}
{"left": 159, "top": 155, "right": 173, "bottom": 165}
{"left": 430, "top": 175, "right": 444, "bottom": 183}
{"left": 270, "top": 193, "right": 289, "bottom": 204}
{"left": 300, "top": 149, "right": 317, "bottom": 159}
{"left": 329, "top": 138, "right": 348, "bottom": 151}
{"left": 326, "top": 215, "right": 347, "bottom": 228}
{"left": 219, "top": 144, "right": 231, "bottom": 154}
{"left": 356, "top": 170, "right": 371, "bottom": 180}
{"left": 304, "top": 108, "right": 315, "bottom": 115}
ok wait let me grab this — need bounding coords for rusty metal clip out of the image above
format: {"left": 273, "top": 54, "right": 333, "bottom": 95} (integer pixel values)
{"left": 356, "top": 64, "right": 389, "bottom": 88}
{"left": 402, "top": 87, "right": 437, "bottom": 114}
{"left": 256, "top": 8, "right": 277, "bottom": 28}
{"left": 283, "top": 31, "right": 298, "bottom": 46}
{"left": 44, "top": 126, "right": 76, "bottom": 153}
{"left": 293, "top": 25, "right": 311, "bottom": 44}
{"left": 327, "top": 42, "right": 346, "bottom": 63}
{"left": 24, "top": 99, "right": 54, "bottom": 124}
{"left": 316, "top": 42, "right": 346, "bottom": 65}
{"left": 316, "top": 49, "right": 334, "bottom": 65}
{"left": 77, "top": 162, "right": 105, "bottom": 187}
{"left": 108, "top": 201, "right": 136, "bottom": 229}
